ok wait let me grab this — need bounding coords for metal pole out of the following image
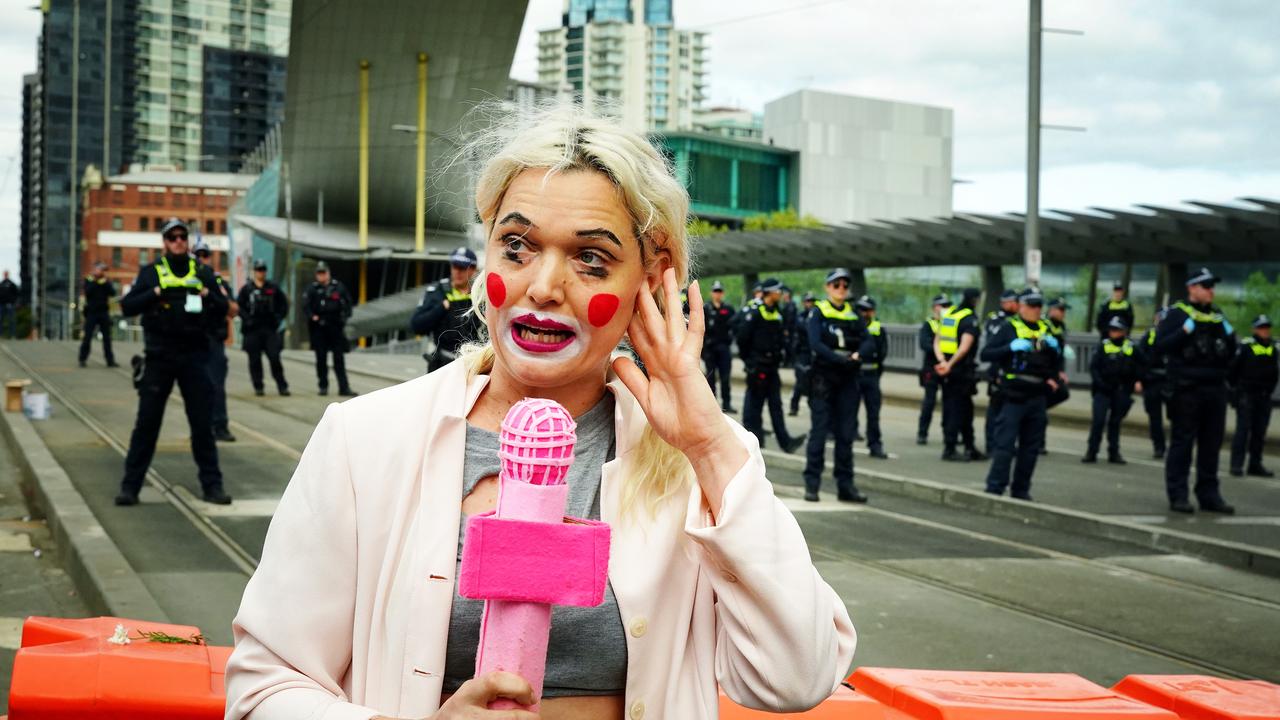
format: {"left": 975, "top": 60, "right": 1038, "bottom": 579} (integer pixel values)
{"left": 358, "top": 59, "right": 370, "bottom": 346}
{"left": 283, "top": 160, "right": 297, "bottom": 347}
{"left": 1025, "top": 0, "right": 1041, "bottom": 286}
{"left": 68, "top": 0, "right": 80, "bottom": 340}
{"left": 415, "top": 53, "right": 427, "bottom": 258}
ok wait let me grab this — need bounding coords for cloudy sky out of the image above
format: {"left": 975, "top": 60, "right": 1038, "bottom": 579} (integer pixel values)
{"left": 2, "top": 0, "right": 1277, "bottom": 273}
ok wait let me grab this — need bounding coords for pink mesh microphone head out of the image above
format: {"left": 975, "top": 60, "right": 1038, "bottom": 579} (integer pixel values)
{"left": 499, "top": 398, "right": 577, "bottom": 486}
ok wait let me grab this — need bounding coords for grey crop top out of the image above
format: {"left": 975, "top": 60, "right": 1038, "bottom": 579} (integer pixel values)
{"left": 442, "top": 395, "right": 628, "bottom": 697}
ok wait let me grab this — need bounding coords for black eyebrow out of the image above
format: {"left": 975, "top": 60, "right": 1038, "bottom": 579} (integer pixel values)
{"left": 497, "top": 212, "right": 536, "bottom": 228}
{"left": 576, "top": 228, "right": 622, "bottom": 248}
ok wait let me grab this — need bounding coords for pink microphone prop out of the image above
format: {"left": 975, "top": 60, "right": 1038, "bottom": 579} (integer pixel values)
{"left": 458, "top": 398, "right": 612, "bottom": 710}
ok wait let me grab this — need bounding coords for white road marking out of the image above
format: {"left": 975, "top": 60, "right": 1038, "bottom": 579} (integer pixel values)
{"left": 0, "top": 616, "right": 24, "bottom": 649}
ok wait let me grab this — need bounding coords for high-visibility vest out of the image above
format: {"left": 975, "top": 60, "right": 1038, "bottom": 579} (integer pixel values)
{"left": 815, "top": 299, "right": 854, "bottom": 321}
{"left": 1102, "top": 339, "right": 1134, "bottom": 356}
{"left": 156, "top": 257, "right": 202, "bottom": 291}
{"left": 445, "top": 288, "right": 470, "bottom": 303}
{"left": 1107, "top": 300, "right": 1131, "bottom": 311}
{"left": 757, "top": 304, "right": 781, "bottom": 322}
{"left": 938, "top": 306, "right": 973, "bottom": 355}
{"left": 1174, "top": 301, "right": 1223, "bottom": 325}
{"left": 1244, "top": 338, "right": 1275, "bottom": 357}
{"left": 927, "top": 318, "right": 939, "bottom": 335}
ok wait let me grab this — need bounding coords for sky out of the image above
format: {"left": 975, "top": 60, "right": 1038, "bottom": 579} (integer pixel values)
{"left": 2, "top": 0, "right": 1278, "bottom": 275}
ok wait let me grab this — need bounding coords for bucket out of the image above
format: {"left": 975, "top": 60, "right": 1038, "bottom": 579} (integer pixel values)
{"left": 4, "top": 379, "right": 30, "bottom": 412}
{"left": 23, "top": 391, "right": 50, "bottom": 420}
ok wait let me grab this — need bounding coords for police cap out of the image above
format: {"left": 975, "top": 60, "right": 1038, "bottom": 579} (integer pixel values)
{"left": 1254, "top": 314, "right": 1273, "bottom": 329}
{"left": 961, "top": 287, "right": 982, "bottom": 304}
{"left": 1107, "top": 316, "right": 1129, "bottom": 331}
{"left": 449, "top": 246, "right": 478, "bottom": 268}
{"left": 1048, "top": 296, "right": 1071, "bottom": 310}
{"left": 854, "top": 295, "right": 876, "bottom": 311}
{"left": 253, "top": 259, "right": 268, "bottom": 271}
{"left": 1019, "top": 287, "right": 1044, "bottom": 305}
{"left": 759, "top": 277, "right": 784, "bottom": 293}
{"left": 931, "top": 293, "right": 952, "bottom": 307}
{"left": 710, "top": 280, "right": 725, "bottom": 292}
{"left": 1186, "top": 266, "right": 1220, "bottom": 287}
{"left": 999, "top": 289, "right": 1019, "bottom": 302}
{"left": 315, "top": 261, "right": 330, "bottom": 273}
{"left": 825, "top": 268, "right": 852, "bottom": 284}
{"left": 1112, "top": 280, "right": 1125, "bottom": 291}
{"left": 802, "top": 291, "right": 816, "bottom": 302}
{"left": 193, "top": 239, "right": 212, "bottom": 257}
{"left": 159, "top": 218, "right": 189, "bottom": 238}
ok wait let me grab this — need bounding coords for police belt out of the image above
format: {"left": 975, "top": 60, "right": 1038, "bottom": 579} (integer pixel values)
{"left": 1005, "top": 373, "right": 1048, "bottom": 385}
{"left": 863, "top": 362, "right": 881, "bottom": 370}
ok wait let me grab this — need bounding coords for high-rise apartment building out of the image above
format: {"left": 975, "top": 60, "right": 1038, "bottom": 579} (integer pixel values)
{"left": 22, "top": 0, "right": 289, "bottom": 336}
{"left": 537, "top": 0, "right": 707, "bottom": 132}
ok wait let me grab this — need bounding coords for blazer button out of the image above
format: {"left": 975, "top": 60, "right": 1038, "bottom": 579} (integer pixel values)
{"left": 629, "top": 617, "right": 648, "bottom": 638}
{"left": 629, "top": 700, "right": 646, "bottom": 720}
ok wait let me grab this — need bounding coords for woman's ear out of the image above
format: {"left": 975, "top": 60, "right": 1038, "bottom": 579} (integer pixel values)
{"left": 645, "top": 245, "right": 673, "bottom": 293}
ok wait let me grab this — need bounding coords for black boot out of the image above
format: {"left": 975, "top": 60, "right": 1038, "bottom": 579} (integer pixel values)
{"left": 1081, "top": 452, "right": 1097, "bottom": 464}
{"left": 1247, "top": 465, "right": 1275, "bottom": 478}
{"left": 1107, "top": 451, "right": 1126, "bottom": 465}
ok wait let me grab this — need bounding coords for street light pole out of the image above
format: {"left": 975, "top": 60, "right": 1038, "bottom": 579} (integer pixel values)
{"left": 1025, "top": 0, "right": 1041, "bottom": 287}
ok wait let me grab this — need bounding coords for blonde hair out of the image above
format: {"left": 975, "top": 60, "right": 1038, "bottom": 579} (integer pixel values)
{"left": 457, "top": 101, "right": 695, "bottom": 519}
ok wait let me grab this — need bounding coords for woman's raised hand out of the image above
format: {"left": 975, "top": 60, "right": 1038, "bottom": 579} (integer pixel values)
{"left": 427, "top": 672, "right": 539, "bottom": 719}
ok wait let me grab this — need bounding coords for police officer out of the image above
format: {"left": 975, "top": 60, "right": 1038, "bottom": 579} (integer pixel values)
{"left": 194, "top": 240, "right": 237, "bottom": 442}
{"left": 934, "top": 287, "right": 985, "bottom": 461}
{"left": 114, "top": 218, "right": 230, "bottom": 506}
{"left": 78, "top": 261, "right": 117, "bottom": 368}
{"left": 737, "top": 277, "right": 806, "bottom": 454}
{"left": 1140, "top": 308, "right": 1171, "bottom": 459}
{"left": 1084, "top": 316, "right": 1141, "bottom": 464}
{"left": 790, "top": 291, "right": 816, "bottom": 416}
{"left": 1045, "top": 296, "right": 1072, "bottom": 408}
{"left": 982, "top": 289, "right": 1019, "bottom": 453}
{"left": 237, "top": 259, "right": 291, "bottom": 397}
{"left": 1095, "top": 281, "right": 1135, "bottom": 337}
{"left": 854, "top": 294, "right": 888, "bottom": 458}
{"left": 411, "top": 247, "right": 482, "bottom": 373}
{"left": 304, "top": 261, "right": 356, "bottom": 397}
{"left": 981, "top": 288, "right": 1062, "bottom": 500}
{"left": 702, "top": 280, "right": 736, "bottom": 412}
{"left": 803, "top": 268, "right": 868, "bottom": 502}
{"left": 1153, "top": 267, "right": 1236, "bottom": 514}
{"left": 917, "top": 293, "right": 950, "bottom": 444}
{"left": 1228, "top": 314, "right": 1277, "bottom": 478}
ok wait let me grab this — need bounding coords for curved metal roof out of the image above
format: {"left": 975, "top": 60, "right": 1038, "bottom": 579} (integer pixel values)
{"left": 694, "top": 197, "right": 1280, "bottom": 276}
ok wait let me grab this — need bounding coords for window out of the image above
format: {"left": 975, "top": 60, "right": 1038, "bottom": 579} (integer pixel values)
{"left": 140, "top": 192, "right": 150, "bottom": 206}
{"left": 206, "top": 219, "right": 215, "bottom": 233}
{"left": 219, "top": 220, "right": 227, "bottom": 233}
{"left": 139, "top": 217, "right": 150, "bottom": 231}
{"left": 112, "top": 216, "right": 123, "bottom": 230}
{"left": 112, "top": 190, "right": 123, "bottom": 205}
{"left": 112, "top": 247, "right": 122, "bottom": 266}
{"left": 154, "top": 217, "right": 165, "bottom": 230}
{"left": 218, "top": 252, "right": 228, "bottom": 271}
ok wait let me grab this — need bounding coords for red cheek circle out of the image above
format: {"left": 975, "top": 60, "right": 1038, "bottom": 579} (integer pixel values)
{"left": 486, "top": 273, "right": 507, "bottom": 308}
{"left": 588, "top": 293, "right": 621, "bottom": 328}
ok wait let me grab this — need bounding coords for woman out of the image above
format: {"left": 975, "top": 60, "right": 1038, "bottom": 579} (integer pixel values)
{"left": 225, "top": 104, "right": 856, "bottom": 720}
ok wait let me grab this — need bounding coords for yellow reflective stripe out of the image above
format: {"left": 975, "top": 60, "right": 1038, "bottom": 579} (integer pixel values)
{"left": 1010, "top": 316, "right": 1048, "bottom": 340}
{"left": 815, "top": 299, "right": 854, "bottom": 321}
{"left": 757, "top": 305, "right": 781, "bottom": 321}
{"left": 867, "top": 320, "right": 881, "bottom": 336}
{"left": 1247, "top": 341, "right": 1274, "bottom": 357}
{"left": 1103, "top": 340, "right": 1134, "bottom": 356}
{"left": 445, "top": 289, "right": 470, "bottom": 302}
{"left": 1107, "top": 300, "right": 1130, "bottom": 310}
{"left": 927, "top": 318, "right": 940, "bottom": 333}
{"left": 1146, "top": 328, "right": 1156, "bottom": 345}
{"left": 156, "top": 257, "right": 202, "bottom": 290}
{"left": 1175, "top": 301, "right": 1222, "bottom": 324}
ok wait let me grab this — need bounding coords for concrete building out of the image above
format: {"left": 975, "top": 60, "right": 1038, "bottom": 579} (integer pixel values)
{"left": 79, "top": 167, "right": 252, "bottom": 288}
{"left": 656, "top": 132, "right": 797, "bottom": 225}
{"left": 537, "top": 0, "right": 708, "bottom": 132}
{"left": 763, "top": 89, "right": 953, "bottom": 224}
{"left": 693, "top": 107, "right": 763, "bottom": 141}
{"left": 22, "top": 0, "right": 290, "bottom": 338}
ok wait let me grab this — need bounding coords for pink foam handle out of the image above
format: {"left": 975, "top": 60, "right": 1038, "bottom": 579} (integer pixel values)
{"left": 459, "top": 512, "right": 611, "bottom": 606}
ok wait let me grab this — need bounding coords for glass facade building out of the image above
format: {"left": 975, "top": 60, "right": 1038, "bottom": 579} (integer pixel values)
{"left": 201, "top": 47, "right": 287, "bottom": 172}
{"left": 656, "top": 133, "right": 797, "bottom": 223}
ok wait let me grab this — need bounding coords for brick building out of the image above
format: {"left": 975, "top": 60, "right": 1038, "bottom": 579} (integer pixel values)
{"left": 81, "top": 167, "right": 254, "bottom": 290}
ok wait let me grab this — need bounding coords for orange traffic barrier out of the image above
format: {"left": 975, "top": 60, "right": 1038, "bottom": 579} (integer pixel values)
{"left": 719, "top": 683, "right": 893, "bottom": 718}
{"left": 9, "top": 616, "right": 228, "bottom": 720}
{"left": 850, "top": 667, "right": 1180, "bottom": 719}
{"left": 1113, "top": 675, "right": 1280, "bottom": 720}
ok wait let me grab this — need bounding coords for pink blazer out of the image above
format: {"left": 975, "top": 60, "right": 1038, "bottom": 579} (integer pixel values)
{"left": 224, "top": 360, "right": 856, "bottom": 720}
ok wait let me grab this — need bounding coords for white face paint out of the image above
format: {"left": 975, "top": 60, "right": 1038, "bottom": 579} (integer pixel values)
{"left": 497, "top": 306, "right": 591, "bottom": 364}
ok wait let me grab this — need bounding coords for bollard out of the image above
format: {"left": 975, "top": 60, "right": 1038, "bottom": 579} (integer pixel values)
{"left": 1113, "top": 675, "right": 1280, "bottom": 720}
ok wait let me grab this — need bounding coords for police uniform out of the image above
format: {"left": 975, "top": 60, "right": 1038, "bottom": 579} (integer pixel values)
{"left": 196, "top": 241, "right": 238, "bottom": 441}
{"left": 736, "top": 278, "right": 805, "bottom": 454}
{"left": 790, "top": 293, "right": 816, "bottom": 415}
{"left": 1044, "top": 298, "right": 1072, "bottom": 410}
{"left": 1140, "top": 310, "right": 1171, "bottom": 458}
{"left": 1152, "top": 267, "right": 1236, "bottom": 514}
{"left": 115, "top": 219, "right": 229, "bottom": 506}
{"left": 937, "top": 289, "right": 984, "bottom": 461}
{"left": 854, "top": 295, "right": 888, "bottom": 458}
{"left": 237, "top": 262, "right": 291, "bottom": 396}
{"left": 78, "top": 267, "right": 117, "bottom": 367}
{"left": 981, "top": 289, "right": 1019, "bottom": 453}
{"left": 1228, "top": 315, "right": 1277, "bottom": 477}
{"left": 916, "top": 294, "right": 951, "bottom": 444}
{"left": 304, "top": 263, "right": 355, "bottom": 396}
{"left": 411, "top": 249, "right": 483, "bottom": 373}
{"left": 1095, "top": 283, "right": 1135, "bottom": 337}
{"left": 1084, "top": 317, "right": 1140, "bottom": 463}
{"left": 802, "top": 269, "right": 868, "bottom": 502}
{"left": 980, "top": 289, "right": 1061, "bottom": 499}
{"left": 702, "top": 280, "right": 736, "bottom": 411}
